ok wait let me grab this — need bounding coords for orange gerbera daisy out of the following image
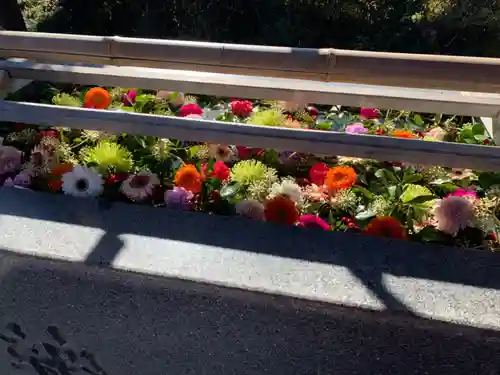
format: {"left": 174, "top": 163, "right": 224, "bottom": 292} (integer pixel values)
{"left": 174, "top": 164, "right": 202, "bottom": 194}
{"left": 392, "top": 130, "right": 417, "bottom": 139}
{"left": 325, "top": 166, "right": 357, "bottom": 192}
{"left": 364, "top": 216, "right": 407, "bottom": 240}
{"left": 48, "top": 163, "right": 74, "bottom": 191}
{"left": 264, "top": 196, "right": 300, "bottom": 225}
{"left": 84, "top": 87, "right": 112, "bottom": 109}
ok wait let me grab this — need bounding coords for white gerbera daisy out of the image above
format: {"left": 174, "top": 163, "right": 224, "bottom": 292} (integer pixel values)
{"left": 120, "top": 172, "right": 160, "bottom": 201}
{"left": 61, "top": 165, "right": 103, "bottom": 198}
{"left": 268, "top": 178, "right": 303, "bottom": 204}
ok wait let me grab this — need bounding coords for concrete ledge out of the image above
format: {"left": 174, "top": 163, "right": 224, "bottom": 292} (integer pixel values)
{"left": 0, "top": 188, "right": 499, "bottom": 332}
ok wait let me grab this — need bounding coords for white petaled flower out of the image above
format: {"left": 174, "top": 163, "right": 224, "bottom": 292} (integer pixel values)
{"left": 120, "top": 172, "right": 160, "bottom": 201}
{"left": 61, "top": 165, "right": 103, "bottom": 198}
{"left": 268, "top": 178, "right": 303, "bottom": 205}
{"left": 235, "top": 199, "right": 265, "bottom": 220}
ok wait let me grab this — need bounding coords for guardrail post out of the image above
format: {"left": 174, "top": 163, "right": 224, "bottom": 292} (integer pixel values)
{"left": 481, "top": 114, "right": 500, "bottom": 143}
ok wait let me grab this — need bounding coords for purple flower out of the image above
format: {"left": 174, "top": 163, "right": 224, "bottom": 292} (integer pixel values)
{"left": 345, "top": 123, "right": 369, "bottom": 134}
{"left": 13, "top": 171, "right": 32, "bottom": 187}
{"left": 164, "top": 187, "right": 193, "bottom": 210}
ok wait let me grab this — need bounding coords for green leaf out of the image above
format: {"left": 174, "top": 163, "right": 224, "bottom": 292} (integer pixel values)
{"left": 413, "top": 114, "right": 424, "bottom": 126}
{"left": 473, "top": 134, "right": 487, "bottom": 142}
{"left": 478, "top": 172, "right": 500, "bottom": 189}
{"left": 472, "top": 123, "right": 485, "bottom": 135}
{"left": 400, "top": 184, "right": 434, "bottom": 205}
{"left": 220, "top": 182, "right": 242, "bottom": 198}
{"left": 403, "top": 173, "right": 423, "bottom": 184}
{"left": 387, "top": 185, "right": 398, "bottom": 198}
{"left": 416, "top": 226, "right": 450, "bottom": 243}
{"left": 352, "top": 185, "right": 373, "bottom": 199}
{"left": 375, "top": 168, "right": 398, "bottom": 183}
{"left": 316, "top": 122, "right": 332, "bottom": 131}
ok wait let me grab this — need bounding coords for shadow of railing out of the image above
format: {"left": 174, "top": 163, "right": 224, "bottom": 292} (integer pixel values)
{"left": 0, "top": 248, "right": 498, "bottom": 375}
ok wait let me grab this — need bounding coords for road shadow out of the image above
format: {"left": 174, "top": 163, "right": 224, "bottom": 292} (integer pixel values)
{"left": 0, "top": 249, "right": 498, "bottom": 375}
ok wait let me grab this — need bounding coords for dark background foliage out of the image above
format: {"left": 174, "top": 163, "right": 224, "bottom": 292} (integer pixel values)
{"left": 10, "top": 0, "right": 500, "bottom": 57}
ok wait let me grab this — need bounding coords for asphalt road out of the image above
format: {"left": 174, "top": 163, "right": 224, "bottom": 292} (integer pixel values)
{"left": 0, "top": 259, "right": 498, "bottom": 375}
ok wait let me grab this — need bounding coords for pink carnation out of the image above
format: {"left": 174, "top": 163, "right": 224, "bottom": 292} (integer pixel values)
{"left": 178, "top": 104, "right": 203, "bottom": 117}
{"left": 433, "top": 196, "right": 474, "bottom": 235}
{"left": 298, "top": 215, "right": 330, "bottom": 230}
{"left": 446, "top": 188, "right": 478, "bottom": 200}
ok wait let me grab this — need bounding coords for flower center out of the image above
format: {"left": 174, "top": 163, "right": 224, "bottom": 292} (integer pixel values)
{"left": 75, "top": 178, "right": 88, "bottom": 191}
{"left": 130, "top": 175, "right": 149, "bottom": 188}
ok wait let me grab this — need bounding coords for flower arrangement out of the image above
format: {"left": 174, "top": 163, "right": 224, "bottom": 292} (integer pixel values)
{"left": 2, "top": 86, "right": 500, "bottom": 251}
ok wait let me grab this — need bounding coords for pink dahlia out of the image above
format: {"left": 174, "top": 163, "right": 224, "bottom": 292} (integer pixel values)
{"left": 231, "top": 100, "right": 253, "bottom": 117}
{"left": 298, "top": 215, "right": 330, "bottom": 230}
{"left": 433, "top": 196, "right": 474, "bottom": 235}
{"left": 178, "top": 103, "right": 203, "bottom": 117}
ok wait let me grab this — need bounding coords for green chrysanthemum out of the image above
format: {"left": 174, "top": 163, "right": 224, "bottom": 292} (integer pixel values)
{"left": 230, "top": 160, "right": 277, "bottom": 186}
{"left": 80, "top": 141, "right": 133, "bottom": 174}
{"left": 52, "top": 93, "right": 82, "bottom": 107}
{"left": 248, "top": 110, "right": 286, "bottom": 127}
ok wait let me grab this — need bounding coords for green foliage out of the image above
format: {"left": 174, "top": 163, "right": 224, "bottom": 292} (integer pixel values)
{"left": 21, "top": 0, "right": 500, "bottom": 57}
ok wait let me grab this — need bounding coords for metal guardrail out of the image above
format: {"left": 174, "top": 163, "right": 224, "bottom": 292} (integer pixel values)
{"left": 2, "top": 31, "right": 500, "bottom": 92}
{"left": 1, "top": 32, "right": 500, "bottom": 170}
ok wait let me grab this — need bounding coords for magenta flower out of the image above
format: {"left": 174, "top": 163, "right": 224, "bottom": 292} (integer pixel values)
{"left": 122, "top": 90, "right": 137, "bottom": 106}
{"left": 360, "top": 108, "right": 379, "bottom": 119}
{"left": 345, "top": 123, "right": 369, "bottom": 134}
{"left": 298, "top": 215, "right": 331, "bottom": 230}
{"left": 446, "top": 188, "right": 478, "bottom": 200}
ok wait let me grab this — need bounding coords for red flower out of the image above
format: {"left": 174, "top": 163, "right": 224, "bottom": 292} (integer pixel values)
{"left": 178, "top": 103, "right": 203, "bottom": 117}
{"left": 14, "top": 124, "right": 26, "bottom": 131}
{"left": 307, "top": 106, "right": 319, "bottom": 117}
{"left": 308, "top": 162, "right": 330, "bottom": 186}
{"left": 107, "top": 173, "right": 130, "bottom": 185}
{"left": 236, "top": 145, "right": 263, "bottom": 159}
{"left": 202, "top": 161, "right": 230, "bottom": 181}
{"left": 364, "top": 216, "right": 407, "bottom": 240}
{"left": 360, "top": 108, "right": 379, "bottom": 119}
{"left": 231, "top": 100, "right": 253, "bottom": 117}
{"left": 40, "top": 130, "right": 58, "bottom": 138}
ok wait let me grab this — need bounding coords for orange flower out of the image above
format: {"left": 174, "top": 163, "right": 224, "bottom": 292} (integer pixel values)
{"left": 84, "top": 87, "right": 111, "bottom": 109}
{"left": 392, "top": 130, "right": 417, "bottom": 139}
{"left": 48, "top": 163, "right": 74, "bottom": 191}
{"left": 364, "top": 216, "right": 407, "bottom": 240}
{"left": 325, "top": 166, "right": 357, "bottom": 191}
{"left": 174, "top": 164, "right": 202, "bottom": 193}
{"left": 264, "top": 196, "right": 300, "bottom": 225}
